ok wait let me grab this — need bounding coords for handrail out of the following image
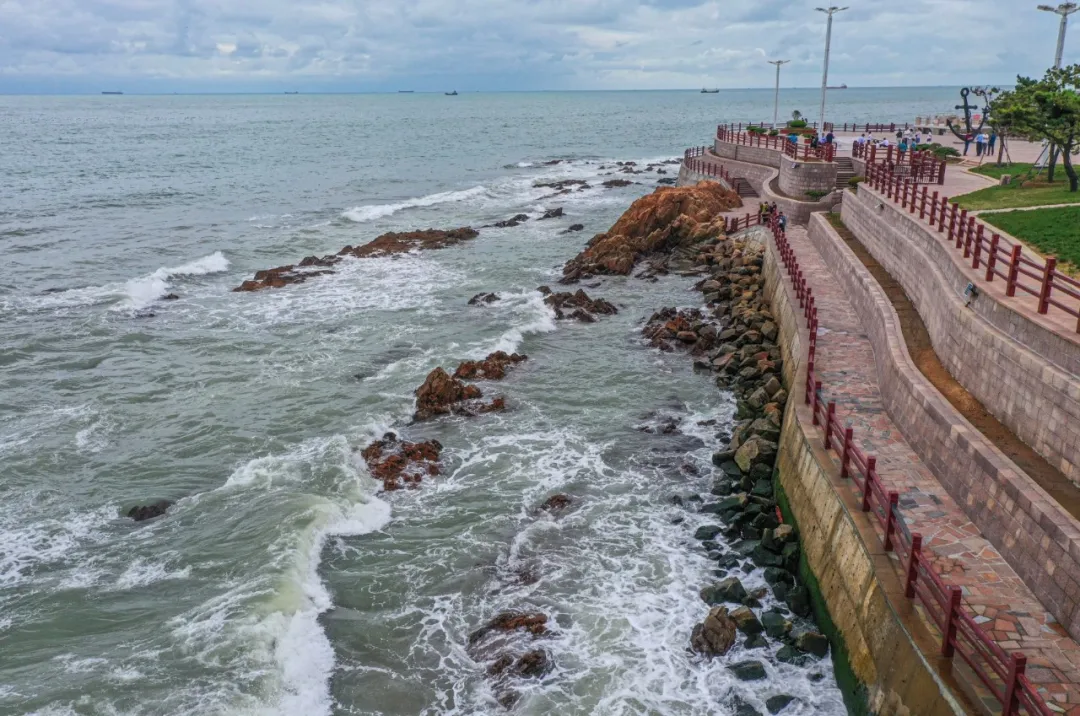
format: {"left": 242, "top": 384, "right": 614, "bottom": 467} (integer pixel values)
{"left": 852, "top": 142, "right": 947, "bottom": 185}
{"left": 716, "top": 126, "right": 836, "bottom": 163}
{"left": 766, "top": 217, "right": 1054, "bottom": 715}
{"left": 864, "top": 162, "right": 1080, "bottom": 333}
{"left": 682, "top": 146, "right": 734, "bottom": 186}
{"left": 721, "top": 122, "right": 910, "bottom": 134}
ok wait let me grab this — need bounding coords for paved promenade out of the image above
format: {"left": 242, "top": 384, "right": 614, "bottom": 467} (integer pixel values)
{"left": 782, "top": 221, "right": 1080, "bottom": 713}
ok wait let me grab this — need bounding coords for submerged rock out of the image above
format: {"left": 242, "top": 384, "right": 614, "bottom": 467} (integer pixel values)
{"left": 539, "top": 287, "right": 618, "bottom": 321}
{"left": 469, "top": 612, "right": 549, "bottom": 645}
{"left": 126, "top": 500, "right": 173, "bottom": 522}
{"left": 539, "top": 207, "right": 564, "bottom": 220}
{"left": 537, "top": 494, "right": 573, "bottom": 514}
{"left": 453, "top": 351, "right": 527, "bottom": 381}
{"left": 413, "top": 367, "right": 504, "bottom": 421}
{"left": 728, "top": 659, "right": 767, "bottom": 681}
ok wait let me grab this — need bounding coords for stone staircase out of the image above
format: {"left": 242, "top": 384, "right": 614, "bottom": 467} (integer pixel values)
{"left": 731, "top": 177, "right": 759, "bottom": 199}
{"left": 834, "top": 157, "right": 856, "bottom": 189}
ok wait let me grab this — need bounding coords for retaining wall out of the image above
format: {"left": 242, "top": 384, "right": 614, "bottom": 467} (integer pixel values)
{"left": 703, "top": 151, "right": 841, "bottom": 225}
{"left": 779, "top": 161, "right": 838, "bottom": 198}
{"left": 842, "top": 186, "right": 1080, "bottom": 486}
{"left": 809, "top": 211, "right": 1080, "bottom": 641}
{"left": 756, "top": 226, "right": 968, "bottom": 715}
{"left": 712, "top": 140, "right": 783, "bottom": 168}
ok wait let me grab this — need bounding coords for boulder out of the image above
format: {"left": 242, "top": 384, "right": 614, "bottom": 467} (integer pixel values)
{"left": 468, "top": 292, "right": 500, "bottom": 305}
{"left": 795, "top": 631, "right": 830, "bottom": 658}
{"left": 766, "top": 695, "right": 796, "bottom": 714}
{"left": 360, "top": 432, "right": 443, "bottom": 491}
{"left": 543, "top": 288, "right": 618, "bottom": 321}
{"left": 694, "top": 525, "right": 724, "bottom": 541}
{"left": 453, "top": 351, "right": 527, "bottom": 381}
{"left": 690, "top": 606, "right": 738, "bottom": 656}
{"left": 539, "top": 208, "right": 565, "bottom": 220}
{"left": 734, "top": 437, "right": 779, "bottom": 474}
{"left": 776, "top": 645, "right": 814, "bottom": 666}
{"left": 494, "top": 214, "right": 530, "bottom": 228}
{"left": 701, "top": 577, "right": 747, "bottom": 605}
{"left": 728, "top": 659, "right": 767, "bottom": 681}
{"left": 468, "top": 612, "right": 549, "bottom": 646}
{"left": 730, "top": 606, "right": 764, "bottom": 635}
{"left": 563, "top": 223, "right": 585, "bottom": 233}
{"left": 413, "top": 368, "right": 503, "bottom": 421}
{"left": 761, "top": 611, "right": 793, "bottom": 639}
{"left": 538, "top": 494, "right": 573, "bottom": 513}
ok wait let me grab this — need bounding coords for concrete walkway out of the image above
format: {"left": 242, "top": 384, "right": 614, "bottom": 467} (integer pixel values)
{"left": 783, "top": 222, "right": 1080, "bottom": 713}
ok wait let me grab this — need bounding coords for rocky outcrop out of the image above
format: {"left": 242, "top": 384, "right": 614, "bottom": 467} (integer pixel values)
{"left": 534, "top": 179, "right": 588, "bottom": 192}
{"left": 126, "top": 500, "right": 173, "bottom": 522}
{"left": 539, "top": 208, "right": 564, "bottom": 220}
{"left": 469, "top": 612, "right": 549, "bottom": 644}
{"left": 453, "top": 351, "right": 527, "bottom": 381}
{"left": 492, "top": 214, "right": 529, "bottom": 228}
{"left": 234, "top": 228, "right": 478, "bottom": 291}
{"left": 602, "top": 179, "right": 634, "bottom": 188}
{"left": 561, "top": 182, "right": 741, "bottom": 283}
{"left": 468, "top": 292, "right": 500, "bottom": 306}
{"left": 537, "top": 494, "right": 573, "bottom": 514}
{"left": 563, "top": 224, "right": 585, "bottom": 233}
{"left": 468, "top": 612, "right": 553, "bottom": 709}
{"left": 538, "top": 286, "right": 618, "bottom": 322}
{"left": 413, "top": 367, "right": 504, "bottom": 421}
{"left": 359, "top": 432, "right": 443, "bottom": 491}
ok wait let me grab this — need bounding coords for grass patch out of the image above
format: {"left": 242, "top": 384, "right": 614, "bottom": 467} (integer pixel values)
{"left": 981, "top": 205, "right": 1080, "bottom": 272}
{"left": 970, "top": 162, "right": 1037, "bottom": 180}
{"left": 955, "top": 178, "right": 1080, "bottom": 211}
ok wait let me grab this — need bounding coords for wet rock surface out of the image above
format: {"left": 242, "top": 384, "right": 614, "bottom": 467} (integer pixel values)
{"left": 453, "top": 351, "right": 527, "bottom": 381}
{"left": 468, "top": 292, "right": 500, "bottom": 306}
{"left": 413, "top": 367, "right": 505, "bottom": 421}
{"left": 359, "top": 432, "right": 443, "bottom": 491}
{"left": 233, "top": 227, "right": 478, "bottom": 291}
{"left": 126, "top": 500, "right": 173, "bottom": 522}
{"left": 560, "top": 182, "right": 741, "bottom": 283}
{"left": 538, "top": 286, "right": 618, "bottom": 322}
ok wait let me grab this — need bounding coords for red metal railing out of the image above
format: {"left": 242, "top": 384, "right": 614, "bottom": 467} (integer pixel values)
{"left": 852, "top": 143, "right": 946, "bottom": 185}
{"left": 767, "top": 217, "right": 1053, "bottom": 715}
{"left": 865, "top": 162, "right": 1080, "bottom": 333}
{"left": 683, "top": 146, "right": 734, "bottom": 184}
{"left": 725, "top": 211, "right": 765, "bottom": 233}
{"left": 721, "top": 122, "right": 909, "bottom": 134}
{"left": 716, "top": 126, "right": 836, "bottom": 162}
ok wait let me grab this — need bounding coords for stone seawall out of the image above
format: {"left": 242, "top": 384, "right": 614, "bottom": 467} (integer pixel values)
{"left": 778, "top": 161, "right": 838, "bottom": 199}
{"left": 759, "top": 227, "right": 967, "bottom": 715}
{"left": 841, "top": 187, "right": 1080, "bottom": 489}
{"left": 808, "top": 210, "right": 1080, "bottom": 642}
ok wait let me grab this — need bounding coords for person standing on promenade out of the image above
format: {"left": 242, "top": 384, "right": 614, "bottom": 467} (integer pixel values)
{"left": 962, "top": 133, "right": 973, "bottom": 156}
{"left": 989, "top": 133, "right": 997, "bottom": 156}
{"left": 975, "top": 132, "right": 986, "bottom": 157}
{"left": 778, "top": 212, "right": 788, "bottom": 234}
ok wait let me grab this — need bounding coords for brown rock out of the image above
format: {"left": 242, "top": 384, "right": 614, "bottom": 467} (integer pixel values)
{"left": 360, "top": 432, "right": 443, "bottom": 491}
{"left": 453, "top": 351, "right": 527, "bottom": 380}
{"left": 413, "top": 368, "right": 504, "bottom": 421}
{"left": 538, "top": 494, "right": 573, "bottom": 513}
{"left": 543, "top": 288, "right": 618, "bottom": 321}
{"left": 126, "top": 500, "right": 173, "bottom": 522}
{"left": 342, "top": 227, "right": 479, "bottom": 258}
{"left": 469, "top": 612, "right": 549, "bottom": 646}
{"left": 561, "top": 182, "right": 742, "bottom": 282}
{"left": 690, "top": 606, "right": 739, "bottom": 656}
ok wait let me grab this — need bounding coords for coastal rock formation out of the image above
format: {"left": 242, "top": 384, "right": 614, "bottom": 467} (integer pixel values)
{"left": 126, "top": 500, "right": 173, "bottom": 522}
{"left": 534, "top": 179, "right": 588, "bottom": 191}
{"left": 469, "top": 612, "right": 549, "bottom": 644}
{"left": 413, "top": 367, "right": 505, "bottom": 421}
{"left": 602, "top": 179, "right": 634, "bottom": 188}
{"left": 453, "top": 351, "right": 527, "bottom": 381}
{"left": 492, "top": 214, "right": 529, "bottom": 228}
{"left": 468, "top": 292, "right": 500, "bottom": 305}
{"left": 561, "top": 182, "right": 741, "bottom": 283}
{"left": 340, "top": 227, "right": 479, "bottom": 258}
{"left": 234, "top": 227, "right": 478, "bottom": 291}
{"left": 690, "top": 606, "right": 739, "bottom": 656}
{"left": 539, "top": 208, "right": 564, "bottom": 220}
{"left": 359, "top": 432, "right": 443, "bottom": 491}
{"left": 468, "top": 612, "right": 553, "bottom": 709}
{"left": 563, "top": 224, "right": 585, "bottom": 233}
{"left": 537, "top": 286, "right": 618, "bottom": 322}
{"left": 537, "top": 493, "right": 573, "bottom": 514}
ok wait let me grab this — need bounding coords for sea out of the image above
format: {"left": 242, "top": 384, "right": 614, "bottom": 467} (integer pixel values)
{"left": 0, "top": 87, "right": 960, "bottom": 716}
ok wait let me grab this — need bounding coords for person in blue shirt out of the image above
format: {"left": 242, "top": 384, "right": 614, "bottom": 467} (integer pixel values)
{"left": 778, "top": 213, "right": 788, "bottom": 233}
{"left": 899, "top": 139, "right": 909, "bottom": 155}
{"left": 788, "top": 133, "right": 799, "bottom": 146}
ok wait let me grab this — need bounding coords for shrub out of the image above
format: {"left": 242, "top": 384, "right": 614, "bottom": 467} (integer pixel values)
{"left": 747, "top": 125, "right": 765, "bottom": 134}
{"left": 769, "top": 129, "right": 780, "bottom": 137}
{"left": 806, "top": 189, "right": 832, "bottom": 200}
{"left": 788, "top": 119, "right": 808, "bottom": 129}
{"left": 848, "top": 176, "right": 865, "bottom": 188}
{"left": 931, "top": 145, "right": 960, "bottom": 158}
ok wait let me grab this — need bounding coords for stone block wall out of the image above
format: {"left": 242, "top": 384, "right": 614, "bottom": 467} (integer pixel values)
{"left": 842, "top": 186, "right": 1080, "bottom": 486}
{"left": 807, "top": 212, "right": 1080, "bottom": 641}
{"left": 762, "top": 235, "right": 969, "bottom": 715}
{"left": 712, "top": 139, "right": 783, "bottom": 168}
{"left": 779, "top": 161, "right": 838, "bottom": 199}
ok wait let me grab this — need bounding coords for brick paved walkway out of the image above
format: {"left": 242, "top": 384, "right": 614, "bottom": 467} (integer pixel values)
{"left": 784, "top": 223, "right": 1080, "bottom": 713}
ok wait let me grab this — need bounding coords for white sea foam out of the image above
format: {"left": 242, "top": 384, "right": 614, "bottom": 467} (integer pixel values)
{"left": 119, "top": 251, "right": 230, "bottom": 311}
{"left": 342, "top": 186, "right": 489, "bottom": 223}
{"left": 467, "top": 289, "right": 557, "bottom": 357}
{"left": 113, "top": 558, "right": 192, "bottom": 590}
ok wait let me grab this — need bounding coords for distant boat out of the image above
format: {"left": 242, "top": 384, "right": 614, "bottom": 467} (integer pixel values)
{"left": 284, "top": 91, "right": 299, "bottom": 95}
{"left": 701, "top": 88, "right": 720, "bottom": 94}
{"left": 445, "top": 91, "right": 459, "bottom": 96}
{"left": 101, "top": 91, "right": 123, "bottom": 95}
{"left": 398, "top": 90, "right": 414, "bottom": 93}
{"left": 827, "top": 84, "right": 848, "bottom": 90}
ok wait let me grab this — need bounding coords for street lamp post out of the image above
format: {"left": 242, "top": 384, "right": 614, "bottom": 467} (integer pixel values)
{"left": 1038, "top": 2, "right": 1078, "bottom": 68}
{"left": 768, "top": 60, "right": 790, "bottom": 128}
{"left": 1037, "top": 3, "right": 1077, "bottom": 177}
{"left": 816, "top": 6, "right": 848, "bottom": 136}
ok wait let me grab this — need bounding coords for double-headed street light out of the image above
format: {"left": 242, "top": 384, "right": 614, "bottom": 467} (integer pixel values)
{"left": 768, "top": 60, "right": 790, "bottom": 128}
{"left": 1038, "top": 2, "right": 1078, "bottom": 69}
{"left": 816, "top": 6, "right": 848, "bottom": 136}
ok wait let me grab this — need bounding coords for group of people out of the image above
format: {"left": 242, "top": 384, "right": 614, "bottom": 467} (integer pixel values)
{"left": 854, "top": 127, "right": 929, "bottom": 154}
{"left": 757, "top": 202, "right": 788, "bottom": 233}
{"left": 964, "top": 131, "right": 998, "bottom": 157}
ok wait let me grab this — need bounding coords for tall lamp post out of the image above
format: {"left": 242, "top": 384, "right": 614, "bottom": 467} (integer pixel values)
{"left": 1037, "top": 3, "right": 1077, "bottom": 175}
{"left": 768, "top": 60, "right": 790, "bottom": 128}
{"left": 816, "top": 6, "right": 848, "bottom": 136}
{"left": 1038, "top": 2, "right": 1078, "bottom": 69}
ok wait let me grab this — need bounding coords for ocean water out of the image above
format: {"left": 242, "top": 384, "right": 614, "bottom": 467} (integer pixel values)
{"left": 1, "top": 88, "right": 958, "bottom": 715}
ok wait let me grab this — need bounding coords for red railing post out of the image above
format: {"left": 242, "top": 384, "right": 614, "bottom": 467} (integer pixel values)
{"left": 883, "top": 491, "right": 899, "bottom": 550}
{"left": 905, "top": 534, "right": 922, "bottom": 598}
{"left": 919, "top": 186, "right": 928, "bottom": 219}
{"left": 947, "top": 203, "right": 958, "bottom": 239}
{"left": 986, "top": 234, "right": 1000, "bottom": 282}
{"left": 928, "top": 190, "right": 939, "bottom": 226}
{"left": 824, "top": 402, "right": 836, "bottom": 448}
{"left": 941, "top": 587, "right": 963, "bottom": 657}
{"left": 1006, "top": 245, "right": 1022, "bottom": 297}
{"left": 811, "top": 380, "right": 822, "bottom": 418}
{"left": 955, "top": 209, "right": 968, "bottom": 248}
{"left": 1039, "top": 257, "right": 1057, "bottom": 314}
{"left": 840, "top": 427, "right": 854, "bottom": 477}
{"left": 861, "top": 457, "right": 877, "bottom": 512}
{"left": 972, "top": 224, "right": 985, "bottom": 268}
{"left": 963, "top": 217, "right": 975, "bottom": 258}
{"left": 1001, "top": 653, "right": 1027, "bottom": 716}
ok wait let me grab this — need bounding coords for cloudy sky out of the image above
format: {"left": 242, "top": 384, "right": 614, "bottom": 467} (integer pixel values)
{"left": 0, "top": 0, "right": 1074, "bottom": 93}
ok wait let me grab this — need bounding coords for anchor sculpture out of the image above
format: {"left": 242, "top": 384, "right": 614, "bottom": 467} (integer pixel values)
{"left": 946, "top": 87, "right": 989, "bottom": 146}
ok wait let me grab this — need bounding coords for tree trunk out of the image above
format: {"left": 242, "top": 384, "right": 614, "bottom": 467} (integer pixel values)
{"left": 1063, "top": 148, "right": 1079, "bottom": 193}
{"left": 1049, "top": 145, "right": 1059, "bottom": 183}
{"left": 997, "top": 135, "right": 1006, "bottom": 166}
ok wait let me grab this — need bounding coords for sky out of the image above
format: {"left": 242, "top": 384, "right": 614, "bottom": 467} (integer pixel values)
{"left": 0, "top": 0, "right": 1076, "bottom": 93}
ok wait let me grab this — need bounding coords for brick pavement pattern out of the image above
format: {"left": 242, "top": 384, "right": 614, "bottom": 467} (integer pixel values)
{"left": 783, "top": 222, "right": 1080, "bottom": 714}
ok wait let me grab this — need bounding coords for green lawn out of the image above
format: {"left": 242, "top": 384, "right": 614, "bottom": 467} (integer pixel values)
{"left": 970, "top": 162, "right": 1037, "bottom": 180}
{"left": 955, "top": 176, "right": 1080, "bottom": 210}
{"left": 980, "top": 205, "right": 1080, "bottom": 271}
